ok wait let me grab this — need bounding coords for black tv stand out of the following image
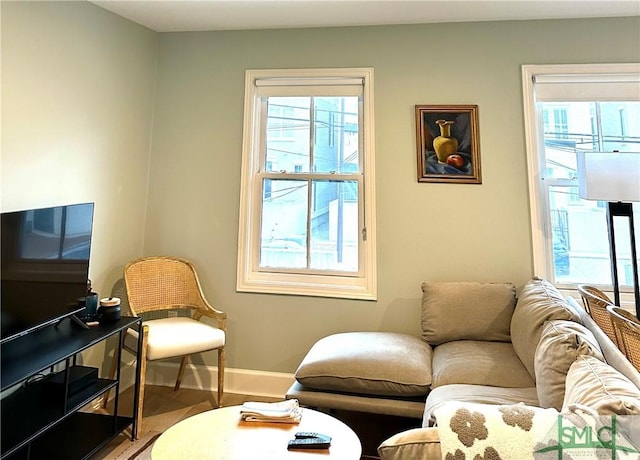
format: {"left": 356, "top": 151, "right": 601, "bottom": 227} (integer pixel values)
{"left": 1, "top": 316, "right": 142, "bottom": 460}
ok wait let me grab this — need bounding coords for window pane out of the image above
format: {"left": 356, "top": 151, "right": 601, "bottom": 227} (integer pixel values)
{"left": 542, "top": 101, "right": 640, "bottom": 180}
{"left": 542, "top": 100, "right": 640, "bottom": 287}
{"left": 600, "top": 101, "right": 640, "bottom": 152}
{"left": 310, "top": 180, "right": 358, "bottom": 271}
{"left": 260, "top": 179, "right": 307, "bottom": 269}
{"left": 550, "top": 185, "right": 609, "bottom": 284}
{"left": 266, "top": 97, "right": 310, "bottom": 172}
{"left": 550, "top": 185, "right": 640, "bottom": 287}
{"left": 314, "top": 97, "right": 360, "bottom": 173}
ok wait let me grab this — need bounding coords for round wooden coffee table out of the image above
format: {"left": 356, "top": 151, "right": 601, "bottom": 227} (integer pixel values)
{"left": 151, "top": 405, "right": 362, "bottom": 459}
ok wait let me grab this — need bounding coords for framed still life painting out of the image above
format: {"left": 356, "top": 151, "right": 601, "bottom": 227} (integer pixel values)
{"left": 415, "top": 104, "right": 482, "bottom": 184}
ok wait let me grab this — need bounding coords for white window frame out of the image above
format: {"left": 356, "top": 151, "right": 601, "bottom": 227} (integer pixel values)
{"left": 522, "top": 63, "right": 640, "bottom": 306}
{"left": 237, "top": 68, "right": 377, "bottom": 300}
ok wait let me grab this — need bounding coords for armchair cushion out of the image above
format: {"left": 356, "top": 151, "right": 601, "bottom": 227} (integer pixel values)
{"left": 294, "top": 332, "right": 432, "bottom": 397}
{"left": 562, "top": 355, "right": 640, "bottom": 415}
{"left": 125, "top": 317, "right": 225, "bottom": 360}
{"left": 534, "top": 320, "right": 604, "bottom": 410}
{"left": 421, "top": 282, "right": 516, "bottom": 346}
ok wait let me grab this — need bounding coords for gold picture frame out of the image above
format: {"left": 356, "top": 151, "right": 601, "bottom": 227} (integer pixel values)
{"left": 415, "top": 105, "right": 481, "bottom": 184}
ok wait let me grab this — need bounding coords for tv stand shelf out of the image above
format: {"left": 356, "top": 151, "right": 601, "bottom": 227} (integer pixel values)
{"left": 0, "top": 317, "right": 142, "bottom": 460}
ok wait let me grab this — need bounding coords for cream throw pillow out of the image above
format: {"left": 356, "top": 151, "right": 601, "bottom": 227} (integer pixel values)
{"left": 563, "top": 355, "right": 640, "bottom": 415}
{"left": 510, "top": 277, "right": 580, "bottom": 379}
{"left": 534, "top": 320, "right": 604, "bottom": 410}
{"left": 421, "top": 281, "right": 516, "bottom": 346}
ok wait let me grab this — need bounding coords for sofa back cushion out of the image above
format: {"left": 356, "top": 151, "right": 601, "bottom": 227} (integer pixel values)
{"left": 534, "top": 320, "right": 604, "bottom": 410}
{"left": 421, "top": 281, "right": 516, "bottom": 346}
{"left": 563, "top": 355, "right": 640, "bottom": 415}
{"left": 511, "top": 277, "right": 580, "bottom": 379}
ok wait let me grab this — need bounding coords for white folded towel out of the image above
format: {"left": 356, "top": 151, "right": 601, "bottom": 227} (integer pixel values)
{"left": 240, "top": 399, "right": 303, "bottom": 424}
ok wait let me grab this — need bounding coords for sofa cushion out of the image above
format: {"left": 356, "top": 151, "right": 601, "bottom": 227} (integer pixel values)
{"left": 286, "top": 381, "right": 426, "bottom": 419}
{"left": 294, "top": 332, "right": 432, "bottom": 397}
{"left": 510, "top": 277, "right": 580, "bottom": 379}
{"left": 431, "top": 340, "right": 534, "bottom": 389}
{"left": 563, "top": 355, "right": 640, "bottom": 415}
{"left": 534, "top": 320, "right": 604, "bottom": 410}
{"left": 421, "top": 281, "right": 516, "bottom": 346}
{"left": 378, "top": 427, "right": 442, "bottom": 460}
{"left": 423, "top": 384, "right": 539, "bottom": 427}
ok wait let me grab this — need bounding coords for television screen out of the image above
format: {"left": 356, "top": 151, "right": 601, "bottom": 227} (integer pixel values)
{"left": 1, "top": 203, "right": 94, "bottom": 343}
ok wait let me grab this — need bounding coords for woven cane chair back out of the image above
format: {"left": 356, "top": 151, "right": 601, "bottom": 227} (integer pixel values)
{"left": 607, "top": 305, "right": 640, "bottom": 372}
{"left": 577, "top": 284, "right": 618, "bottom": 347}
{"left": 124, "top": 256, "right": 211, "bottom": 317}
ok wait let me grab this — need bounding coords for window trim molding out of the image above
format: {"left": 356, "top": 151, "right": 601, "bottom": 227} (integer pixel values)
{"left": 237, "top": 68, "right": 377, "bottom": 300}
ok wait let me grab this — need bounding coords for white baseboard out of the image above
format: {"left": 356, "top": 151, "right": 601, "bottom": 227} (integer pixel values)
{"left": 145, "top": 361, "right": 295, "bottom": 399}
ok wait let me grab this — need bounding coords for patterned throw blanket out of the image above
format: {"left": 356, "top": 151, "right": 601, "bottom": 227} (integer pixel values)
{"left": 434, "top": 402, "right": 560, "bottom": 460}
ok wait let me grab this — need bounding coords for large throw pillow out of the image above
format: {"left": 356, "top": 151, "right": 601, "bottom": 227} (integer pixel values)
{"left": 294, "top": 332, "right": 432, "bottom": 397}
{"left": 534, "top": 320, "right": 604, "bottom": 410}
{"left": 510, "top": 277, "right": 580, "bottom": 379}
{"left": 421, "top": 281, "right": 516, "bottom": 346}
{"left": 563, "top": 355, "right": 640, "bottom": 415}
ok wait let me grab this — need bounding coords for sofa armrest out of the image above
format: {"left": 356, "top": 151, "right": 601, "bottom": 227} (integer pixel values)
{"left": 378, "top": 427, "right": 441, "bottom": 460}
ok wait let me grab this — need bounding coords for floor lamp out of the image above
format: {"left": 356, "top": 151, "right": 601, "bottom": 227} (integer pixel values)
{"left": 577, "top": 152, "right": 640, "bottom": 318}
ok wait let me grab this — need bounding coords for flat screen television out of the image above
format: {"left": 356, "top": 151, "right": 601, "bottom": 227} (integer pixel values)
{"left": 1, "top": 202, "right": 94, "bottom": 344}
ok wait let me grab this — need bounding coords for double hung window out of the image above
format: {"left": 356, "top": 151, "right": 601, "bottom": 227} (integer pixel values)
{"left": 237, "top": 68, "right": 376, "bottom": 300}
{"left": 522, "top": 64, "right": 640, "bottom": 302}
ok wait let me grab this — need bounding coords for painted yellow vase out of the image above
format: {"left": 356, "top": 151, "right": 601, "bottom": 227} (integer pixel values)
{"left": 433, "top": 120, "right": 458, "bottom": 163}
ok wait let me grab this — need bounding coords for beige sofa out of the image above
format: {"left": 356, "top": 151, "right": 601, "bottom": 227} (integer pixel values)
{"left": 286, "top": 278, "right": 640, "bottom": 459}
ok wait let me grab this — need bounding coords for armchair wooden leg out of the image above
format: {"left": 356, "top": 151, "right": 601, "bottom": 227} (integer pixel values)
{"left": 136, "top": 356, "right": 147, "bottom": 439}
{"left": 175, "top": 355, "right": 189, "bottom": 391}
{"left": 217, "top": 347, "right": 225, "bottom": 408}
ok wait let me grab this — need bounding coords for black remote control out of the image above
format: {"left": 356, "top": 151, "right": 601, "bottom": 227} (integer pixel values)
{"left": 287, "top": 438, "right": 331, "bottom": 450}
{"left": 295, "top": 432, "right": 332, "bottom": 441}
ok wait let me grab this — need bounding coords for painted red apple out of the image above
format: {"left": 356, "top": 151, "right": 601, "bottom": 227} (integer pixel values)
{"left": 446, "top": 154, "right": 465, "bottom": 169}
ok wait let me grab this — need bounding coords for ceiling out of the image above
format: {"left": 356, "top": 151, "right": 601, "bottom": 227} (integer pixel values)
{"left": 90, "top": 0, "right": 640, "bottom": 32}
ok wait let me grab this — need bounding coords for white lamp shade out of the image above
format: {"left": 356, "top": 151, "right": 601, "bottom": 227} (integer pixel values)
{"left": 577, "top": 152, "right": 640, "bottom": 202}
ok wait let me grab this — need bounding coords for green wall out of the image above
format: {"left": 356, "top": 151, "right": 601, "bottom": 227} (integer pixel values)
{"left": 146, "top": 18, "right": 640, "bottom": 372}
{"left": 1, "top": 1, "right": 157, "bottom": 294}
{"left": 2, "top": 1, "right": 639, "bottom": 374}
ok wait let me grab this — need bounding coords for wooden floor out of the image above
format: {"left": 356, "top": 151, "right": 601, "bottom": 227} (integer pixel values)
{"left": 91, "top": 385, "right": 419, "bottom": 459}
{"left": 92, "top": 385, "right": 278, "bottom": 459}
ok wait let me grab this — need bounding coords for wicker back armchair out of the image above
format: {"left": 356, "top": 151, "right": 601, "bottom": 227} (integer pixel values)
{"left": 577, "top": 284, "right": 618, "bottom": 347}
{"left": 607, "top": 305, "right": 640, "bottom": 371}
{"left": 106, "top": 256, "right": 226, "bottom": 436}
